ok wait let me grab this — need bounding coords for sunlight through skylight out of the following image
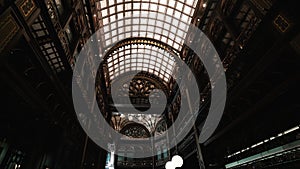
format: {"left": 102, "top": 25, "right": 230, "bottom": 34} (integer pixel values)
{"left": 106, "top": 43, "right": 176, "bottom": 82}
{"left": 96, "top": 0, "right": 198, "bottom": 51}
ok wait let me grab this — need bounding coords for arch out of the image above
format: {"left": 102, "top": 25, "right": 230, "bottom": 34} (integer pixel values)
{"left": 104, "top": 42, "right": 178, "bottom": 84}
{"left": 120, "top": 123, "right": 151, "bottom": 138}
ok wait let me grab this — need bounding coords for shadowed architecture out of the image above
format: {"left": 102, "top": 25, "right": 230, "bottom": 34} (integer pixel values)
{"left": 0, "top": 0, "right": 299, "bottom": 169}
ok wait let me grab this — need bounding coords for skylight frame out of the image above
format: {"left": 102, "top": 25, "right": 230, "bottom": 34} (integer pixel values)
{"left": 96, "top": 0, "right": 198, "bottom": 51}
{"left": 106, "top": 43, "right": 176, "bottom": 83}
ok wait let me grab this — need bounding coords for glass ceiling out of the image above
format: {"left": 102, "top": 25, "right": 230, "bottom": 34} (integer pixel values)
{"left": 96, "top": 0, "right": 198, "bottom": 51}
{"left": 107, "top": 43, "right": 176, "bottom": 82}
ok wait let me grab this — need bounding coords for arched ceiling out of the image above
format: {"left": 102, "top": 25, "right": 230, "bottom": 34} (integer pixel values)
{"left": 96, "top": 0, "right": 198, "bottom": 51}
{"left": 120, "top": 123, "right": 151, "bottom": 138}
{"left": 95, "top": 0, "right": 199, "bottom": 87}
{"left": 95, "top": 0, "right": 200, "bottom": 139}
{"left": 106, "top": 43, "right": 176, "bottom": 83}
{"left": 111, "top": 112, "right": 164, "bottom": 136}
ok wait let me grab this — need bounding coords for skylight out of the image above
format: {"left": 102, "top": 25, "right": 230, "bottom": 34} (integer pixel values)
{"left": 106, "top": 43, "right": 176, "bottom": 82}
{"left": 96, "top": 0, "right": 198, "bottom": 51}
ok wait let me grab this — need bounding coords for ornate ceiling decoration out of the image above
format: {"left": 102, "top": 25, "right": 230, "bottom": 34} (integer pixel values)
{"left": 154, "top": 119, "right": 167, "bottom": 136}
{"left": 112, "top": 75, "right": 168, "bottom": 104}
{"left": 110, "top": 112, "right": 166, "bottom": 138}
{"left": 93, "top": 0, "right": 198, "bottom": 141}
{"left": 120, "top": 123, "right": 151, "bottom": 138}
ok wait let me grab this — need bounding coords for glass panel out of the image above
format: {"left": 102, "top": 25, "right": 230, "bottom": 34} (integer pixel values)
{"left": 96, "top": 0, "right": 198, "bottom": 51}
{"left": 106, "top": 43, "right": 176, "bottom": 83}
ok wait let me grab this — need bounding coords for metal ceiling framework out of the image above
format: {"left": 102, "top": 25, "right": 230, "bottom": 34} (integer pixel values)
{"left": 106, "top": 43, "right": 176, "bottom": 83}
{"left": 94, "top": 0, "right": 199, "bottom": 139}
{"left": 95, "top": 0, "right": 200, "bottom": 86}
{"left": 96, "top": 0, "right": 198, "bottom": 50}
